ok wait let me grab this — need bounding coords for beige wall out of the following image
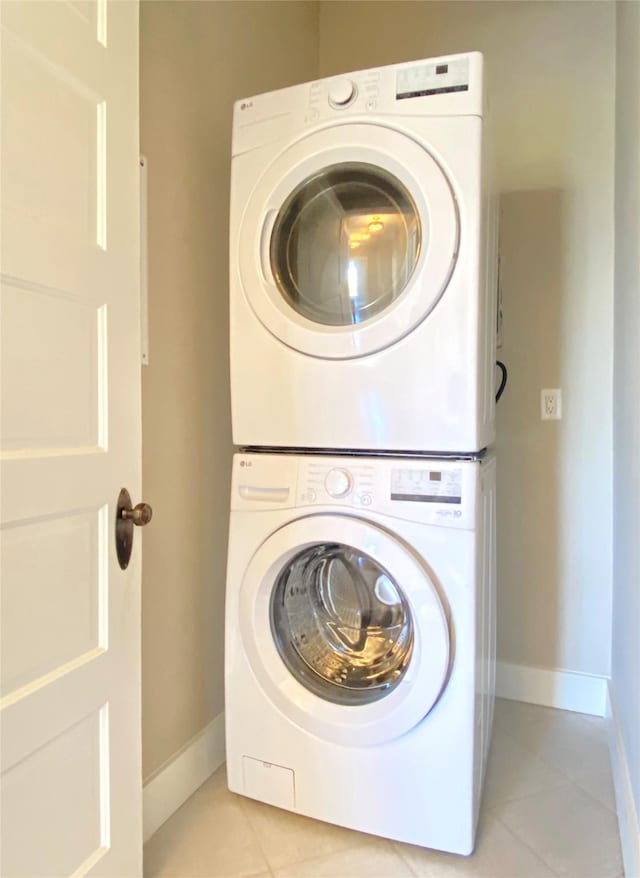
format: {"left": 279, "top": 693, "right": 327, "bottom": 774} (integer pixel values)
{"left": 140, "top": 0, "right": 319, "bottom": 781}
{"left": 319, "top": 1, "right": 615, "bottom": 676}
{"left": 140, "top": 0, "right": 618, "bottom": 781}
{"left": 613, "top": 0, "right": 640, "bottom": 828}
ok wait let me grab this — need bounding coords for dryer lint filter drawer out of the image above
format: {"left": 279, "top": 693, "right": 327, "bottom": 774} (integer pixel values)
{"left": 242, "top": 756, "right": 295, "bottom": 809}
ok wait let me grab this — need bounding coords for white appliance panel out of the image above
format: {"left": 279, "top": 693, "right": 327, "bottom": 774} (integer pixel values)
{"left": 229, "top": 53, "right": 497, "bottom": 454}
{"left": 225, "top": 453, "right": 496, "bottom": 855}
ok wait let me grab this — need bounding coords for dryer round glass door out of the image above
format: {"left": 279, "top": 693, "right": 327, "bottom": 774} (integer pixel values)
{"left": 239, "top": 515, "right": 451, "bottom": 747}
{"left": 270, "top": 163, "right": 421, "bottom": 327}
{"left": 270, "top": 542, "right": 414, "bottom": 704}
{"left": 238, "top": 124, "right": 458, "bottom": 360}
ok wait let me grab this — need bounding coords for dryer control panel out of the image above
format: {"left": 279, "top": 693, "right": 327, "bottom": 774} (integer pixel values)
{"left": 396, "top": 57, "right": 470, "bottom": 101}
{"left": 232, "top": 52, "right": 484, "bottom": 157}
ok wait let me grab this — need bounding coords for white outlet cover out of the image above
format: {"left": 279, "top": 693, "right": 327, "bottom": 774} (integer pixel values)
{"left": 541, "top": 388, "right": 562, "bottom": 420}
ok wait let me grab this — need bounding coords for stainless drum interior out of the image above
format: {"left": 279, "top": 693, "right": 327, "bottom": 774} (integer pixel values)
{"left": 270, "top": 542, "right": 414, "bottom": 705}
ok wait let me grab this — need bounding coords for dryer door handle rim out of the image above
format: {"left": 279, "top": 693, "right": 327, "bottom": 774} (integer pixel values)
{"left": 259, "top": 209, "right": 279, "bottom": 285}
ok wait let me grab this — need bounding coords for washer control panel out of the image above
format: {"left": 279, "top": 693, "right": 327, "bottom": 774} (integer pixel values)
{"left": 390, "top": 467, "right": 462, "bottom": 505}
{"left": 298, "top": 460, "right": 374, "bottom": 508}
{"left": 233, "top": 453, "right": 480, "bottom": 530}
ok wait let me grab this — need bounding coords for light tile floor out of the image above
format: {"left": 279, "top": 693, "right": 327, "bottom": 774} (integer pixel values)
{"left": 144, "top": 699, "right": 623, "bottom": 878}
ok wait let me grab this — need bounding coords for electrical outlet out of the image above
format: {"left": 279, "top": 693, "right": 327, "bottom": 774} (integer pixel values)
{"left": 541, "top": 389, "right": 562, "bottom": 420}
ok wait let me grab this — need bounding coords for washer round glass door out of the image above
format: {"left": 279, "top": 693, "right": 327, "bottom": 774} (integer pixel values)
{"left": 271, "top": 542, "right": 414, "bottom": 705}
{"left": 238, "top": 124, "right": 458, "bottom": 360}
{"left": 239, "top": 515, "right": 450, "bottom": 747}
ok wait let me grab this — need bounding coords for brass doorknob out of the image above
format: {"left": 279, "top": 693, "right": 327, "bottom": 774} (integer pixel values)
{"left": 121, "top": 502, "right": 153, "bottom": 526}
{"left": 116, "top": 488, "right": 153, "bottom": 570}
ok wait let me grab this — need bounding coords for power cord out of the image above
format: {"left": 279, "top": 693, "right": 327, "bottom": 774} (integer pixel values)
{"left": 496, "top": 361, "right": 508, "bottom": 402}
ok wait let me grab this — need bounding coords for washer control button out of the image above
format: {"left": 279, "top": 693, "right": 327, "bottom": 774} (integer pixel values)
{"left": 307, "top": 488, "right": 317, "bottom": 502}
{"left": 360, "top": 492, "right": 372, "bottom": 506}
{"left": 325, "top": 468, "right": 353, "bottom": 498}
{"left": 365, "top": 98, "right": 377, "bottom": 112}
{"left": 328, "top": 78, "right": 356, "bottom": 108}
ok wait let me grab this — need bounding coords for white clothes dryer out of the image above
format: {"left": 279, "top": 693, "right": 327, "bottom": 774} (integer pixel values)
{"left": 225, "top": 451, "right": 496, "bottom": 854}
{"left": 230, "top": 52, "right": 498, "bottom": 455}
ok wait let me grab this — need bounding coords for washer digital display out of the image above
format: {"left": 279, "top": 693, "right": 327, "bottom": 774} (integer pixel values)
{"left": 390, "top": 468, "right": 462, "bottom": 504}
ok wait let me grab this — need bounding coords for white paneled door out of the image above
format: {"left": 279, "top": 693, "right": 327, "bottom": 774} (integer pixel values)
{"left": 1, "top": 2, "right": 143, "bottom": 876}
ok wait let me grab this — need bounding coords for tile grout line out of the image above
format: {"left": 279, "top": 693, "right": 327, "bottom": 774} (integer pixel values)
{"left": 492, "top": 813, "right": 563, "bottom": 878}
{"left": 491, "top": 718, "right": 619, "bottom": 815}
{"left": 237, "top": 795, "right": 367, "bottom": 875}
{"left": 485, "top": 777, "right": 574, "bottom": 812}
{"left": 265, "top": 838, "right": 405, "bottom": 878}
{"left": 486, "top": 725, "right": 577, "bottom": 808}
{"left": 492, "top": 782, "right": 624, "bottom": 878}
{"left": 265, "top": 837, "right": 371, "bottom": 874}
{"left": 490, "top": 708, "right": 620, "bottom": 876}
{"left": 493, "top": 716, "right": 612, "bottom": 789}
{"left": 567, "top": 778, "right": 624, "bottom": 817}
{"left": 235, "top": 796, "right": 280, "bottom": 877}
{"left": 391, "top": 841, "right": 422, "bottom": 878}
{"left": 572, "top": 776, "right": 618, "bottom": 815}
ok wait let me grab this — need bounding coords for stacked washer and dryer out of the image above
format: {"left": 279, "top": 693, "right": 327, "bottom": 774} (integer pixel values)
{"left": 225, "top": 52, "right": 498, "bottom": 855}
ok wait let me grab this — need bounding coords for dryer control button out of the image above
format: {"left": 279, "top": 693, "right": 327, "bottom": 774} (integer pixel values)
{"left": 325, "top": 468, "right": 353, "bottom": 498}
{"left": 328, "top": 79, "right": 356, "bottom": 108}
{"left": 360, "top": 492, "right": 372, "bottom": 506}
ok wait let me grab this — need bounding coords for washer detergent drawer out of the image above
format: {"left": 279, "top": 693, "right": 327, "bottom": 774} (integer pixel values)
{"left": 242, "top": 756, "right": 295, "bottom": 809}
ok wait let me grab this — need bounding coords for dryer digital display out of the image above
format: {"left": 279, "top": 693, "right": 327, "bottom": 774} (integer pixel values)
{"left": 390, "top": 468, "right": 462, "bottom": 504}
{"left": 396, "top": 58, "right": 470, "bottom": 100}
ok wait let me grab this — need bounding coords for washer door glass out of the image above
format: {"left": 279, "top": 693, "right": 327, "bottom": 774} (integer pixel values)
{"left": 270, "top": 162, "right": 421, "bottom": 326}
{"left": 270, "top": 542, "right": 414, "bottom": 705}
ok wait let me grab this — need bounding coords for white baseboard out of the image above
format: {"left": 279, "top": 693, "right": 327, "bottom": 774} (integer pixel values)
{"left": 143, "top": 711, "right": 226, "bottom": 842}
{"left": 496, "top": 661, "right": 608, "bottom": 716}
{"left": 607, "top": 684, "right": 640, "bottom": 878}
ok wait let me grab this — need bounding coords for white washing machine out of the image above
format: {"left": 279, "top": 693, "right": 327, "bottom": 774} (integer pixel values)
{"left": 230, "top": 52, "right": 498, "bottom": 455}
{"left": 225, "top": 451, "right": 496, "bottom": 854}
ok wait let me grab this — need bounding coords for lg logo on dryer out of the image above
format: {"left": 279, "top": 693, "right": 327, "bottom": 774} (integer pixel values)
{"left": 240, "top": 101, "right": 253, "bottom": 111}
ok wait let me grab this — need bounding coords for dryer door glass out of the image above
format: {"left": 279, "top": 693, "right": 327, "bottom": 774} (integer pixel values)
{"left": 270, "top": 163, "right": 421, "bottom": 326}
{"left": 270, "top": 542, "right": 414, "bottom": 705}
